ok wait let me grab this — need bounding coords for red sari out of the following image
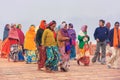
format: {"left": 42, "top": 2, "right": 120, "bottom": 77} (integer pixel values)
{"left": 1, "top": 27, "right": 19, "bottom": 58}
{"left": 1, "top": 38, "right": 18, "bottom": 58}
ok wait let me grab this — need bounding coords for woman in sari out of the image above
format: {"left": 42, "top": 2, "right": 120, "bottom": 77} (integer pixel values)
{"left": 57, "top": 23, "right": 71, "bottom": 72}
{"left": 36, "top": 20, "right": 47, "bottom": 70}
{"left": 3, "top": 24, "right": 10, "bottom": 41}
{"left": 24, "top": 25, "right": 37, "bottom": 64}
{"left": 77, "top": 25, "right": 90, "bottom": 66}
{"left": 42, "top": 20, "right": 59, "bottom": 72}
{"left": 67, "top": 23, "right": 76, "bottom": 60}
{"left": 1, "top": 24, "right": 19, "bottom": 61}
{"left": 16, "top": 24, "right": 25, "bottom": 61}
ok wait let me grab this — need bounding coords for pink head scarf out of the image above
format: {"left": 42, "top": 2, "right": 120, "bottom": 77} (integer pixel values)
{"left": 81, "top": 25, "right": 87, "bottom": 32}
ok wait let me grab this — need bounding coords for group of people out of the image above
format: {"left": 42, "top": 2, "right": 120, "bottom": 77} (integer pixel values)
{"left": 0, "top": 19, "right": 120, "bottom": 73}
{"left": 92, "top": 20, "right": 120, "bottom": 69}
{"left": 1, "top": 24, "right": 25, "bottom": 61}
{"left": 0, "top": 20, "right": 81, "bottom": 72}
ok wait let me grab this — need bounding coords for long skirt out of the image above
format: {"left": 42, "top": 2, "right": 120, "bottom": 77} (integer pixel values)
{"left": 18, "top": 45, "right": 24, "bottom": 61}
{"left": 77, "top": 48, "right": 90, "bottom": 66}
{"left": 45, "top": 46, "right": 59, "bottom": 71}
{"left": 9, "top": 44, "right": 19, "bottom": 62}
{"left": 38, "top": 46, "right": 46, "bottom": 69}
{"left": 77, "top": 48, "right": 85, "bottom": 59}
{"left": 59, "top": 46, "right": 70, "bottom": 72}
{"left": 25, "top": 50, "right": 37, "bottom": 64}
{"left": 1, "top": 39, "right": 10, "bottom": 58}
{"left": 70, "top": 45, "right": 76, "bottom": 59}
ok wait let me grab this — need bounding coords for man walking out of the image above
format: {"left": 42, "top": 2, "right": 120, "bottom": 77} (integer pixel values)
{"left": 108, "top": 22, "right": 120, "bottom": 69}
{"left": 92, "top": 19, "right": 109, "bottom": 64}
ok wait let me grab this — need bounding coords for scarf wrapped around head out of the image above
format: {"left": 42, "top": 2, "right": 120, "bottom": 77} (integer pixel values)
{"left": 69, "top": 23, "right": 73, "bottom": 28}
{"left": 39, "top": 20, "right": 46, "bottom": 30}
{"left": 79, "top": 25, "right": 88, "bottom": 36}
{"left": 81, "top": 25, "right": 87, "bottom": 33}
{"left": 61, "top": 23, "right": 67, "bottom": 29}
{"left": 3, "top": 24, "right": 10, "bottom": 41}
{"left": 113, "top": 27, "right": 120, "bottom": 47}
{"left": 24, "top": 25, "right": 36, "bottom": 50}
{"left": 28, "top": 25, "right": 36, "bottom": 34}
{"left": 48, "top": 21, "right": 57, "bottom": 39}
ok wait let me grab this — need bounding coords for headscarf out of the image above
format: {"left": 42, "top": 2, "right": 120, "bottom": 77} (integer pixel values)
{"left": 60, "top": 22, "right": 68, "bottom": 37}
{"left": 39, "top": 20, "right": 46, "bottom": 30}
{"left": 48, "top": 21, "right": 57, "bottom": 39}
{"left": 48, "top": 20, "right": 56, "bottom": 27}
{"left": 69, "top": 23, "right": 73, "bottom": 28}
{"left": 61, "top": 23, "right": 67, "bottom": 29}
{"left": 79, "top": 25, "right": 88, "bottom": 36}
{"left": 16, "top": 25, "right": 25, "bottom": 45}
{"left": 28, "top": 25, "right": 36, "bottom": 34}
{"left": 8, "top": 25, "right": 19, "bottom": 41}
{"left": 81, "top": 25, "right": 87, "bottom": 33}
{"left": 3, "top": 24, "right": 10, "bottom": 41}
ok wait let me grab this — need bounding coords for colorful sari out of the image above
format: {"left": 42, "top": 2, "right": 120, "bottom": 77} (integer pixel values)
{"left": 1, "top": 27, "right": 19, "bottom": 59}
{"left": 45, "top": 46, "right": 59, "bottom": 71}
{"left": 67, "top": 24, "right": 76, "bottom": 59}
{"left": 25, "top": 50, "right": 37, "bottom": 64}
{"left": 77, "top": 25, "right": 90, "bottom": 66}
{"left": 24, "top": 25, "right": 37, "bottom": 63}
{"left": 57, "top": 28, "right": 71, "bottom": 72}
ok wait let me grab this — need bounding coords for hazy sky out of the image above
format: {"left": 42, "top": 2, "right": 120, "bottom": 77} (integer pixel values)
{"left": 0, "top": 0, "right": 120, "bottom": 42}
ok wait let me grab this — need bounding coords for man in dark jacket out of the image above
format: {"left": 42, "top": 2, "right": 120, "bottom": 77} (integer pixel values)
{"left": 107, "top": 22, "right": 120, "bottom": 69}
{"left": 92, "top": 19, "right": 109, "bottom": 64}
